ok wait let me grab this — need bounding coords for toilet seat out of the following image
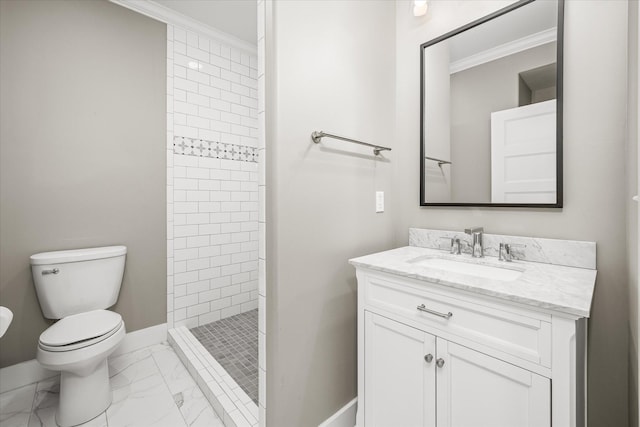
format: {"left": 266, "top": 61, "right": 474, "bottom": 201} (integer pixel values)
{"left": 39, "top": 310, "right": 123, "bottom": 352}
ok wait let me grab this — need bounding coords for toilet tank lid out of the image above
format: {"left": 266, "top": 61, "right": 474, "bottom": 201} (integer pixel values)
{"left": 30, "top": 246, "right": 127, "bottom": 265}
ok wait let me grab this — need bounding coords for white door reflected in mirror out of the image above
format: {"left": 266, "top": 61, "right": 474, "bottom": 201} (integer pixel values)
{"left": 491, "top": 100, "right": 556, "bottom": 203}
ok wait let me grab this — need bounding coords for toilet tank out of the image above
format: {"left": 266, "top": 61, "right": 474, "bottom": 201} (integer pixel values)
{"left": 30, "top": 246, "right": 127, "bottom": 319}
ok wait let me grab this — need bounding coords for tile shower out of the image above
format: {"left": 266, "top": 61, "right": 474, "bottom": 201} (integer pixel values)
{"left": 167, "top": 24, "right": 259, "bottom": 328}
{"left": 191, "top": 310, "right": 259, "bottom": 404}
{"left": 166, "top": 21, "right": 260, "bottom": 427}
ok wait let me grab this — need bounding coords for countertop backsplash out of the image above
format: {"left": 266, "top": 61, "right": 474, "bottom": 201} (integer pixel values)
{"left": 409, "top": 228, "right": 596, "bottom": 270}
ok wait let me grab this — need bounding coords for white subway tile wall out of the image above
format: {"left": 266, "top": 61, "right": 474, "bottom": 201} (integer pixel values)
{"left": 168, "top": 24, "right": 259, "bottom": 330}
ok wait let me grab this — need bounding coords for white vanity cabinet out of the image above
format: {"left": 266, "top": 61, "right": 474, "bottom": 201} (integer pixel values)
{"left": 355, "top": 268, "right": 587, "bottom": 427}
{"left": 364, "top": 312, "right": 436, "bottom": 427}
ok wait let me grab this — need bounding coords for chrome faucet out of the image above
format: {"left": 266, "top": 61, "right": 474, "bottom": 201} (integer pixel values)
{"left": 499, "top": 242, "right": 526, "bottom": 262}
{"left": 440, "top": 237, "right": 461, "bottom": 255}
{"left": 464, "top": 227, "right": 484, "bottom": 258}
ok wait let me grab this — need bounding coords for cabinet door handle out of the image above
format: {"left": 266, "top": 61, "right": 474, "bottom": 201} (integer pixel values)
{"left": 436, "top": 358, "right": 445, "bottom": 368}
{"left": 424, "top": 354, "right": 433, "bottom": 363}
{"left": 417, "top": 304, "right": 453, "bottom": 319}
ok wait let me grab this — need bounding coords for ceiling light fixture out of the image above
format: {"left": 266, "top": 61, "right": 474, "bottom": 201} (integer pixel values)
{"left": 413, "top": 0, "right": 428, "bottom": 17}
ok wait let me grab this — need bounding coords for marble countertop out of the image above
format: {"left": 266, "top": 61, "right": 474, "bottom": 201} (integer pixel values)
{"left": 349, "top": 246, "right": 597, "bottom": 318}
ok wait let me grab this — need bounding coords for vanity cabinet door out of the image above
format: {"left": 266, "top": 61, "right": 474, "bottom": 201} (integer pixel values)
{"left": 436, "top": 338, "right": 550, "bottom": 427}
{"left": 364, "top": 311, "right": 436, "bottom": 427}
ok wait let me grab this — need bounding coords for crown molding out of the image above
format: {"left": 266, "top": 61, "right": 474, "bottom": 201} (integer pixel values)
{"left": 110, "top": 0, "right": 257, "bottom": 55}
{"left": 450, "top": 27, "right": 557, "bottom": 74}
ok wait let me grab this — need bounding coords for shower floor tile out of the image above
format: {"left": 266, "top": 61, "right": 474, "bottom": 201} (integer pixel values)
{"left": 190, "top": 309, "right": 258, "bottom": 405}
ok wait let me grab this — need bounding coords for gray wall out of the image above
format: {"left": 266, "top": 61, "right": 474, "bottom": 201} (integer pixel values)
{"left": 449, "top": 43, "right": 556, "bottom": 202}
{"left": 0, "top": 0, "right": 167, "bottom": 368}
{"left": 628, "top": 1, "right": 639, "bottom": 425}
{"left": 396, "top": 1, "right": 629, "bottom": 425}
{"left": 423, "top": 42, "right": 452, "bottom": 202}
{"left": 265, "top": 1, "right": 396, "bottom": 425}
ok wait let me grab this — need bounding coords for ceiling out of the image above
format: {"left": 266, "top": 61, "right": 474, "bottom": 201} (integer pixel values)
{"left": 449, "top": 0, "right": 557, "bottom": 63}
{"left": 155, "top": 0, "right": 257, "bottom": 45}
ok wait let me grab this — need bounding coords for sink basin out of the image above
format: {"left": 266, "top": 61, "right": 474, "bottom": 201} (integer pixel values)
{"left": 0, "top": 306, "right": 13, "bottom": 338}
{"left": 409, "top": 257, "right": 523, "bottom": 281}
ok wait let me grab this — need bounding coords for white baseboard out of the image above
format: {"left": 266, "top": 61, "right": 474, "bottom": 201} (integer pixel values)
{"left": 0, "top": 359, "right": 56, "bottom": 395}
{"left": 0, "top": 322, "right": 167, "bottom": 394}
{"left": 318, "top": 398, "right": 357, "bottom": 427}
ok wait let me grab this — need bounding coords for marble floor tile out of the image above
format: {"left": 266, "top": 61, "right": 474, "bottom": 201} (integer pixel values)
{"left": 27, "top": 377, "right": 107, "bottom": 427}
{"left": 151, "top": 346, "right": 197, "bottom": 395}
{"left": 29, "top": 407, "right": 107, "bottom": 427}
{"left": 106, "top": 373, "right": 186, "bottom": 427}
{"left": 0, "top": 384, "right": 36, "bottom": 427}
{"left": 173, "top": 385, "right": 225, "bottom": 427}
{"left": 27, "top": 378, "right": 58, "bottom": 427}
{"left": 108, "top": 348, "right": 160, "bottom": 391}
{"left": 0, "top": 343, "right": 219, "bottom": 427}
{"left": 146, "top": 343, "right": 172, "bottom": 354}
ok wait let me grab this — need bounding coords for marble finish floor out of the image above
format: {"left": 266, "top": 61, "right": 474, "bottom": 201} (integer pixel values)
{"left": 190, "top": 310, "right": 258, "bottom": 405}
{"left": 0, "top": 342, "right": 223, "bottom": 427}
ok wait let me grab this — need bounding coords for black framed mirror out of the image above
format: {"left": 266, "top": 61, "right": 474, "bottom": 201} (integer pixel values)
{"left": 420, "top": 0, "right": 564, "bottom": 207}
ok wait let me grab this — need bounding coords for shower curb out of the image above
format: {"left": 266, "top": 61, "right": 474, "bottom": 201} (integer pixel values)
{"left": 168, "top": 327, "right": 259, "bottom": 427}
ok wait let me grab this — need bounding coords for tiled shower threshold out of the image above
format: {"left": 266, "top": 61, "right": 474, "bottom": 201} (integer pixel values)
{"left": 169, "top": 327, "right": 259, "bottom": 427}
{"left": 191, "top": 310, "right": 258, "bottom": 405}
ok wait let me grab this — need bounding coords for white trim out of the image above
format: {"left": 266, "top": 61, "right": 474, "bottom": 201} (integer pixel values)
{"left": 109, "top": 0, "right": 257, "bottom": 55}
{"left": 318, "top": 398, "right": 358, "bottom": 427}
{"left": 0, "top": 359, "right": 55, "bottom": 395}
{"left": 0, "top": 322, "right": 167, "bottom": 394}
{"left": 636, "top": 2, "right": 640, "bottom": 425}
{"left": 450, "top": 28, "right": 557, "bottom": 74}
{"left": 168, "top": 327, "right": 258, "bottom": 427}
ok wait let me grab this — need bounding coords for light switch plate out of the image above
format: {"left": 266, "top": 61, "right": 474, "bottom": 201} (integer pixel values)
{"left": 376, "top": 191, "right": 384, "bottom": 213}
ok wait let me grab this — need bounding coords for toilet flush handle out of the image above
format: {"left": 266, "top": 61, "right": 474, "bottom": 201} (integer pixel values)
{"left": 42, "top": 268, "right": 59, "bottom": 275}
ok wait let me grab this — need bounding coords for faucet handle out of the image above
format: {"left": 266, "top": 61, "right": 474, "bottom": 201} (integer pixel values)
{"left": 439, "top": 237, "right": 461, "bottom": 255}
{"left": 499, "top": 243, "right": 526, "bottom": 262}
{"left": 464, "top": 227, "right": 484, "bottom": 235}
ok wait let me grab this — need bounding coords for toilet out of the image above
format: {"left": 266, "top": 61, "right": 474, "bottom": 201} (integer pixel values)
{"left": 30, "top": 246, "right": 127, "bottom": 427}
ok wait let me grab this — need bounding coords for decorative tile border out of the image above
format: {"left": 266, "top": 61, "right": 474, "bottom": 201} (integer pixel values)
{"left": 409, "top": 228, "right": 596, "bottom": 270}
{"left": 174, "top": 136, "right": 258, "bottom": 163}
{"left": 169, "top": 327, "right": 258, "bottom": 427}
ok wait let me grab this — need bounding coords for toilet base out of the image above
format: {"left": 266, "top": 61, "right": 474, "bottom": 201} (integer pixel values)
{"left": 56, "top": 359, "right": 112, "bottom": 427}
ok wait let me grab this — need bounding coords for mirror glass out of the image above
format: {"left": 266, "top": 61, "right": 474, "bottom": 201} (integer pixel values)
{"left": 420, "top": 0, "right": 563, "bottom": 207}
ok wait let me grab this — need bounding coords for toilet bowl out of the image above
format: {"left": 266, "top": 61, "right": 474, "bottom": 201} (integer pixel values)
{"left": 30, "top": 246, "right": 127, "bottom": 427}
{"left": 37, "top": 310, "right": 126, "bottom": 426}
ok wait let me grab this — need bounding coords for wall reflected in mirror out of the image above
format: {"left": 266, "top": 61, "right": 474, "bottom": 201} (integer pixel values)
{"left": 420, "top": 0, "right": 563, "bottom": 207}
